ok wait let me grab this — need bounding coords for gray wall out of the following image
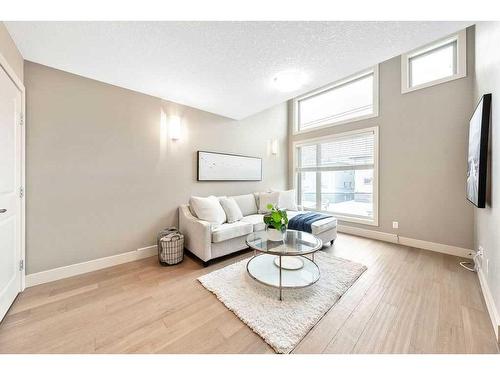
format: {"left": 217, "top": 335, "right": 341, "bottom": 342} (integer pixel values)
{"left": 289, "top": 28, "right": 475, "bottom": 250}
{"left": 473, "top": 22, "right": 500, "bottom": 320}
{"left": 24, "top": 26, "right": 479, "bottom": 274}
{"left": 25, "top": 61, "right": 288, "bottom": 274}
{"left": 0, "top": 22, "right": 23, "bottom": 82}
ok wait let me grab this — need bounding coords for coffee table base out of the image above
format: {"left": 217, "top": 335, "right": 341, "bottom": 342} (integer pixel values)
{"left": 273, "top": 256, "right": 304, "bottom": 270}
{"left": 247, "top": 254, "right": 320, "bottom": 300}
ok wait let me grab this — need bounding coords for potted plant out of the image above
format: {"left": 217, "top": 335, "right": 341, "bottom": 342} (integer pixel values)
{"left": 263, "top": 204, "right": 288, "bottom": 241}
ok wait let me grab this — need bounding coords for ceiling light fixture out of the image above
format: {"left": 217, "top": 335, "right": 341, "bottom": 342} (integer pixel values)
{"left": 272, "top": 70, "right": 307, "bottom": 92}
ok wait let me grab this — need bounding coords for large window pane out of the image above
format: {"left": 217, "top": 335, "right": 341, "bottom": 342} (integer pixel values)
{"left": 299, "top": 145, "right": 317, "bottom": 168}
{"left": 298, "top": 72, "right": 374, "bottom": 130}
{"left": 300, "top": 172, "right": 316, "bottom": 209}
{"left": 320, "top": 133, "right": 374, "bottom": 167}
{"left": 295, "top": 128, "right": 377, "bottom": 223}
{"left": 409, "top": 41, "right": 456, "bottom": 87}
{"left": 320, "top": 169, "right": 373, "bottom": 218}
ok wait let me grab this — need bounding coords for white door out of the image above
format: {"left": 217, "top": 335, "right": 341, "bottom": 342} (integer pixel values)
{"left": 0, "top": 64, "right": 23, "bottom": 321}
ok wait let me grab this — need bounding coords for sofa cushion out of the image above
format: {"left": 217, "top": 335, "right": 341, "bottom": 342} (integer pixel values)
{"left": 241, "top": 214, "right": 266, "bottom": 232}
{"left": 211, "top": 221, "right": 253, "bottom": 243}
{"left": 257, "top": 191, "right": 280, "bottom": 214}
{"left": 220, "top": 197, "right": 243, "bottom": 223}
{"left": 189, "top": 195, "right": 226, "bottom": 226}
{"left": 231, "top": 194, "right": 258, "bottom": 216}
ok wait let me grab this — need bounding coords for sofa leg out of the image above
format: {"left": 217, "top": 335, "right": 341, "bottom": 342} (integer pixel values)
{"left": 330, "top": 239, "right": 335, "bottom": 246}
{"left": 202, "top": 260, "right": 210, "bottom": 267}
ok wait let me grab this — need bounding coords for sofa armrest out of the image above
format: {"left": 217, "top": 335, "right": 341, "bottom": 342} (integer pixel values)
{"left": 179, "top": 205, "right": 212, "bottom": 262}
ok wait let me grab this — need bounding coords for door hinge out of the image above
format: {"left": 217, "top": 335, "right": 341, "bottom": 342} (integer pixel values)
{"left": 19, "top": 259, "right": 24, "bottom": 271}
{"left": 19, "top": 187, "right": 24, "bottom": 198}
{"left": 19, "top": 113, "right": 24, "bottom": 126}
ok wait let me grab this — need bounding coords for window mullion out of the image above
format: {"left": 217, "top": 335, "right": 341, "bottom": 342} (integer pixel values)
{"left": 296, "top": 147, "right": 302, "bottom": 206}
{"left": 453, "top": 41, "right": 458, "bottom": 74}
{"left": 297, "top": 164, "right": 374, "bottom": 173}
{"left": 316, "top": 144, "right": 321, "bottom": 211}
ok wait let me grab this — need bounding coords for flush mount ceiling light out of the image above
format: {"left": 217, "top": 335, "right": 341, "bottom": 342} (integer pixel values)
{"left": 272, "top": 70, "right": 307, "bottom": 92}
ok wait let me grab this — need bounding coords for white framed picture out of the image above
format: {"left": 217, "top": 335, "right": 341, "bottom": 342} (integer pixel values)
{"left": 197, "top": 151, "right": 262, "bottom": 181}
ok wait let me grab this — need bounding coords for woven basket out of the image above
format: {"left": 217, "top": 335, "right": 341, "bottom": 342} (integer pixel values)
{"left": 157, "top": 227, "right": 184, "bottom": 266}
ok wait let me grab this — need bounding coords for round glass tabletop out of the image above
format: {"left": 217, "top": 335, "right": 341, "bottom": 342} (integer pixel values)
{"left": 245, "top": 230, "right": 322, "bottom": 256}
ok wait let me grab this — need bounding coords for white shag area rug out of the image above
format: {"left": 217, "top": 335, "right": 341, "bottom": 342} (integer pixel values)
{"left": 198, "top": 252, "right": 367, "bottom": 353}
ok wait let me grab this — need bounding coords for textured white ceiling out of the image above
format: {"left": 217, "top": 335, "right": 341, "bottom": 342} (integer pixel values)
{"left": 6, "top": 21, "right": 472, "bottom": 119}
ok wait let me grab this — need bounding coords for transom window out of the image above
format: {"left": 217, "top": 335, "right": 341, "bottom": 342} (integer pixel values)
{"left": 294, "top": 127, "right": 378, "bottom": 225}
{"left": 293, "top": 67, "right": 379, "bottom": 134}
{"left": 402, "top": 29, "right": 466, "bottom": 93}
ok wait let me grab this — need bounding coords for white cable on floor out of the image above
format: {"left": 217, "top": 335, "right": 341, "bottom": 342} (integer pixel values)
{"left": 460, "top": 261, "right": 476, "bottom": 272}
{"left": 459, "top": 251, "right": 480, "bottom": 272}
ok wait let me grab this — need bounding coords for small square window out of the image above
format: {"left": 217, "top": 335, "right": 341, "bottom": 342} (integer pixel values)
{"left": 409, "top": 41, "right": 456, "bottom": 87}
{"left": 402, "top": 29, "right": 466, "bottom": 93}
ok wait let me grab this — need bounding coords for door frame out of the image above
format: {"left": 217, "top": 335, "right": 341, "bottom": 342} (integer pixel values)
{"left": 0, "top": 51, "right": 26, "bottom": 291}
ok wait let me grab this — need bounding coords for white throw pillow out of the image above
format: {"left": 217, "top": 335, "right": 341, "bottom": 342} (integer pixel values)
{"left": 258, "top": 192, "right": 280, "bottom": 214}
{"left": 271, "top": 189, "right": 298, "bottom": 211}
{"left": 219, "top": 197, "right": 244, "bottom": 223}
{"left": 231, "top": 194, "right": 258, "bottom": 216}
{"left": 189, "top": 195, "right": 226, "bottom": 226}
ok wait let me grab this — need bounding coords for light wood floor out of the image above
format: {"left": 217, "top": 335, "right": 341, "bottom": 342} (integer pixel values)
{"left": 0, "top": 234, "right": 498, "bottom": 354}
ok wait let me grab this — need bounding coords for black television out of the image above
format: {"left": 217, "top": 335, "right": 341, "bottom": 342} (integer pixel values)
{"left": 466, "top": 93, "right": 492, "bottom": 208}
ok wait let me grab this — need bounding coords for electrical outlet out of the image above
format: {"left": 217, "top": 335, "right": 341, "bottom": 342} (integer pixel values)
{"left": 477, "top": 246, "right": 485, "bottom": 270}
{"left": 392, "top": 221, "right": 399, "bottom": 229}
{"left": 478, "top": 246, "right": 484, "bottom": 257}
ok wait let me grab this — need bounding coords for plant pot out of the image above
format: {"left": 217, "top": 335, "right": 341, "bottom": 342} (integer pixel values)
{"left": 267, "top": 228, "right": 284, "bottom": 242}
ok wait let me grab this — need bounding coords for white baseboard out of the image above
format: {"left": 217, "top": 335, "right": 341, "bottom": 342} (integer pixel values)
{"left": 26, "top": 245, "right": 157, "bottom": 288}
{"left": 397, "top": 236, "right": 473, "bottom": 259}
{"left": 337, "top": 225, "right": 473, "bottom": 259}
{"left": 337, "top": 225, "right": 399, "bottom": 243}
{"left": 477, "top": 266, "right": 500, "bottom": 342}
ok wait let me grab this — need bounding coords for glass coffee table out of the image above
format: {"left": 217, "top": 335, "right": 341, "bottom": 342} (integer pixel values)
{"left": 245, "top": 230, "right": 322, "bottom": 300}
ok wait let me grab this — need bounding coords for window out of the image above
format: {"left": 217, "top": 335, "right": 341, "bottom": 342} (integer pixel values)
{"left": 294, "top": 127, "right": 378, "bottom": 225}
{"left": 293, "top": 67, "right": 379, "bottom": 134}
{"left": 402, "top": 29, "right": 466, "bottom": 93}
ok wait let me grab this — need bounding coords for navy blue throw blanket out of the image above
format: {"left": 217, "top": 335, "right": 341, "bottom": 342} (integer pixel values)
{"left": 288, "top": 212, "right": 332, "bottom": 233}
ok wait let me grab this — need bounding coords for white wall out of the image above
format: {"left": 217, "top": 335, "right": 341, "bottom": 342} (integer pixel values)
{"left": 473, "top": 21, "right": 500, "bottom": 335}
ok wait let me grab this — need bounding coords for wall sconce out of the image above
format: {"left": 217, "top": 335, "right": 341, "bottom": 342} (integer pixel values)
{"left": 170, "top": 116, "right": 181, "bottom": 141}
{"left": 271, "top": 139, "right": 279, "bottom": 155}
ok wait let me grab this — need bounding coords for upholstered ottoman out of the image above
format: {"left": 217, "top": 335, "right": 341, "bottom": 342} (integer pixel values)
{"left": 287, "top": 211, "right": 337, "bottom": 246}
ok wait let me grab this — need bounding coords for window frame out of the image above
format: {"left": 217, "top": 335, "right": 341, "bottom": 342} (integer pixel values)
{"left": 401, "top": 29, "right": 466, "bottom": 94}
{"left": 292, "top": 126, "right": 379, "bottom": 226}
{"left": 292, "top": 66, "right": 379, "bottom": 135}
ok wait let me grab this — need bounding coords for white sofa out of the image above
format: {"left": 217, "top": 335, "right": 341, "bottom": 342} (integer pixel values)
{"left": 179, "top": 193, "right": 337, "bottom": 264}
